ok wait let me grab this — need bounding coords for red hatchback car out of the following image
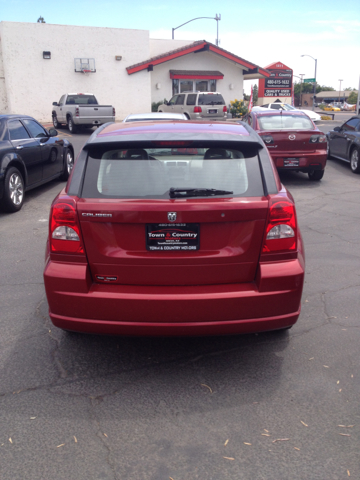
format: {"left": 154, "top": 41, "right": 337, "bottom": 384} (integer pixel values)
{"left": 43, "top": 121, "right": 305, "bottom": 336}
{"left": 243, "top": 110, "right": 327, "bottom": 181}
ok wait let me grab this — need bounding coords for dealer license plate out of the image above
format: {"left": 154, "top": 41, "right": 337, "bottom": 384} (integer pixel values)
{"left": 284, "top": 158, "right": 299, "bottom": 167}
{"left": 146, "top": 223, "right": 200, "bottom": 251}
{"left": 208, "top": 109, "right": 217, "bottom": 114}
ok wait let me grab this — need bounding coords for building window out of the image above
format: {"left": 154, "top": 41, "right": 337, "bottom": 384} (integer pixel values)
{"left": 209, "top": 79, "right": 217, "bottom": 92}
{"left": 180, "top": 80, "right": 193, "bottom": 93}
{"left": 172, "top": 79, "right": 217, "bottom": 94}
{"left": 195, "top": 80, "right": 208, "bottom": 92}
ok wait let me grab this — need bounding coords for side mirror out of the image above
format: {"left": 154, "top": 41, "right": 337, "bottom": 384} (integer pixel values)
{"left": 52, "top": 102, "right": 59, "bottom": 106}
{"left": 48, "top": 128, "right": 58, "bottom": 137}
{"left": 333, "top": 126, "right": 341, "bottom": 132}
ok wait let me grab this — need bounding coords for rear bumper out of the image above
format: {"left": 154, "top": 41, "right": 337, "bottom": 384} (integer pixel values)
{"left": 73, "top": 117, "right": 115, "bottom": 126}
{"left": 271, "top": 151, "right": 327, "bottom": 171}
{"left": 44, "top": 257, "right": 305, "bottom": 336}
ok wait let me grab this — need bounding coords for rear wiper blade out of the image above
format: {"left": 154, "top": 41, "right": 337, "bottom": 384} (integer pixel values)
{"left": 170, "top": 187, "right": 233, "bottom": 198}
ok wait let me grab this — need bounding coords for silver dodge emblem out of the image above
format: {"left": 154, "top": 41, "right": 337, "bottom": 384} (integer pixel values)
{"left": 168, "top": 212, "right": 177, "bottom": 222}
{"left": 289, "top": 134, "right": 296, "bottom": 140}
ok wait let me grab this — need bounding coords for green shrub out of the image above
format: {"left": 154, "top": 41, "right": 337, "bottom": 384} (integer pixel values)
{"left": 152, "top": 99, "right": 168, "bottom": 112}
{"left": 230, "top": 99, "right": 248, "bottom": 118}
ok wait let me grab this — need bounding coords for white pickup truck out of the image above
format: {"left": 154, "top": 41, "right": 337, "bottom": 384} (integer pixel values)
{"left": 52, "top": 93, "right": 115, "bottom": 133}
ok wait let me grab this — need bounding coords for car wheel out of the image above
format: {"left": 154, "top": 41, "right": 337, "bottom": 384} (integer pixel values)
{"left": 327, "top": 140, "right": 332, "bottom": 159}
{"left": 350, "top": 148, "right": 360, "bottom": 174}
{"left": 2, "top": 167, "right": 25, "bottom": 213}
{"left": 67, "top": 117, "right": 77, "bottom": 134}
{"left": 53, "top": 115, "right": 61, "bottom": 129}
{"left": 308, "top": 170, "right": 324, "bottom": 181}
{"left": 61, "top": 149, "right": 74, "bottom": 181}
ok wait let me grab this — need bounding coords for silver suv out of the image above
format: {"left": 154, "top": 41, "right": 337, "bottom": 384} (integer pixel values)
{"left": 158, "top": 92, "right": 227, "bottom": 120}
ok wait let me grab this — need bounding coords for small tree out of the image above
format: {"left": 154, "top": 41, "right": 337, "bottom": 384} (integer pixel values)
{"left": 253, "top": 84, "right": 258, "bottom": 105}
{"left": 37, "top": 16, "right": 46, "bottom": 23}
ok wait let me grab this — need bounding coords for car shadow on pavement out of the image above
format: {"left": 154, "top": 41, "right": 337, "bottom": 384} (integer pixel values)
{"left": 0, "top": 294, "right": 291, "bottom": 418}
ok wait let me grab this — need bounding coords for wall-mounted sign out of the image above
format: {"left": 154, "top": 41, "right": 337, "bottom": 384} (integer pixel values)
{"left": 259, "top": 61, "right": 293, "bottom": 99}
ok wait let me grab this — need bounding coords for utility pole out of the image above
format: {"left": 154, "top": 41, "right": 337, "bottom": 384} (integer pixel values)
{"left": 299, "top": 74, "right": 305, "bottom": 106}
{"left": 338, "top": 79, "right": 343, "bottom": 103}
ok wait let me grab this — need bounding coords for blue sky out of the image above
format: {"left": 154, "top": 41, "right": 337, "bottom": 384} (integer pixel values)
{"left": 1, "top": 0, "right": 359, "bottom": 93}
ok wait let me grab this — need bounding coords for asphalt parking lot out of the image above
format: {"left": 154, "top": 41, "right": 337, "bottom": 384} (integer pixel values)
{"left": 0, "top": 117, "right": 359, "bottom": 480}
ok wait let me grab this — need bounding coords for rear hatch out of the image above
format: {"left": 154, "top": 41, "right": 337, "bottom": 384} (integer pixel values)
{"left": 77, "top": 144, "right": 268, "bottom": 287}
{"left": 261, "top": 130, "right": 317, "bottom": 153}
{"left": 198, "top": 93, "right": 226, "bottom": 117}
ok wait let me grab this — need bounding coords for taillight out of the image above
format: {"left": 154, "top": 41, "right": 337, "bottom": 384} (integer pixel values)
{"left": 223, "top": 106, "right": 227, "bottom": 113}
{"left": 112, "top": 107, "right": 116, "bottom": 117}
{"left": 75, "top": 107, "right": 80, "bottom": 117}
{"left": 49, "top": 197, "right": 84, "bottom": 254}
{"left": 262, "top": 199, "right": 297, "bottom": 253}
{"left": 194, "top": 106, "right": 202, "bottom": 113}
{"left": 309, "top": 134, "right": 326, "bottom": 143}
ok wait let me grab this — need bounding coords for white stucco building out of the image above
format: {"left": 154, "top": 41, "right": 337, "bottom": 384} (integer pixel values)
{"left": 0, "top": 21, "right": 269, "bottom": 122}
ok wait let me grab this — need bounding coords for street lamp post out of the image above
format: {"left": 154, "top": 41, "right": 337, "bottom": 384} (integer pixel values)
{"left": 172, "top": 14, "right": 221, "bottom": 45}
{"left": 338, "top": 79, "right": 343, "bottom": 103}
{"left": 301, "top": 55, "right": 317, "bottom": 111}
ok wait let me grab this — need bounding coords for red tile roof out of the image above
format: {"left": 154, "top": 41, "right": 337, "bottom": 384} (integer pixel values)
{"left": 126, "top": 40, "right": 270, "bottom": 77}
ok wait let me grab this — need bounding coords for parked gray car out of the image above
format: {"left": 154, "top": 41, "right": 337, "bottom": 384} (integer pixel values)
{"left": 52, "top": 93, "right": 115, "bottom": 133}
{"left": 158, "top": 92, "right": 227, "bottom": 120}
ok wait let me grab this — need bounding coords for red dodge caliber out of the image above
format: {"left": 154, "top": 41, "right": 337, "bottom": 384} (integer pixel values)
{"left": 43, "top": 121, "right": 305, "bottom": 336}
{"left": 243, "top": 110, "right": 327, "bottom": 181}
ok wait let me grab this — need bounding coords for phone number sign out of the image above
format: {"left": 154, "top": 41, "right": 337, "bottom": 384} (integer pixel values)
{"left": 259, "top": 63, "right": 293, "bottom": 98}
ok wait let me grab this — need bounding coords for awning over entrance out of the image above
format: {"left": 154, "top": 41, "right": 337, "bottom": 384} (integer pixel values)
{"left": 170, "top": 70, "right": 224, "bottom": 80}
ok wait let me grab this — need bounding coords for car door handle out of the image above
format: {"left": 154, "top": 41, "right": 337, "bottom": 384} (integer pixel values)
{"left": 16, "top": 146, "right": 23, "bottom": 150}
{"left": 94, "top": 108, "right": 98, "bottom": 110}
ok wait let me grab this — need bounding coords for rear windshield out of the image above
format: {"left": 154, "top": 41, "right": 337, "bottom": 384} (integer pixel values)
{"left": 198, "top": 94, "right": 225, "bottom": 106}
{"left": 81, "top": 146, "right": 264, "bottom": 199}
{"left": 258, "top": 115, "right": 314, "bottom": 130}
{"left": 66, "top": 95, "right": 97, "bottom": 105}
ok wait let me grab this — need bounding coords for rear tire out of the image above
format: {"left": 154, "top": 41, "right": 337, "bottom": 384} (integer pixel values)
{"left": 350, "top": 148, "right": 360, "bottom": 173}
{"left": 308, "top": 170, "right": 324, "bottom": 181}
{"left": 2, "top": 167, "right": 25, "bottom": 213}
{"left": 327, "top": 140, "right": 332, "bottom": 159}
{"left": 67, "top": 117, "right": 77, "bottom": 134}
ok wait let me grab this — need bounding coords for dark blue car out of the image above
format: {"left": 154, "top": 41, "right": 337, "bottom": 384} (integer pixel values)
{"left": 327, "top": 116, "right": 360, "bottom": 173}
{"left": 0, "top": 114, "right": 74, "bottom": 212}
